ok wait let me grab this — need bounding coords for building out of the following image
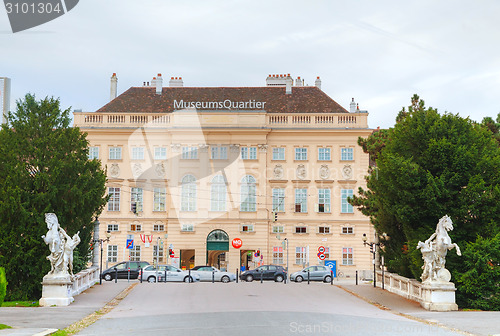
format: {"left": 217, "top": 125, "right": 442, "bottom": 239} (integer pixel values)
{"left": 0, "top": 77, "right": 11, "bottom": 124}
{"left": 73, "top": 73, "right": 375, "bottom": 276}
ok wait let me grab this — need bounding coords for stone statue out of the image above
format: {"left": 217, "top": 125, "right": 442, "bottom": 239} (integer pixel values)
{"left": 42, "top": 213, "right": 81, "bottom": 279}
{"left": 417, "top": 215, "right": 461, "bottom": 283}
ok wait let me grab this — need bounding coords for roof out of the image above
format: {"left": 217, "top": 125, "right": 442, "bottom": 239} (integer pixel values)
{"left": 97, "top": 86, "right": 348, "bottom": 114}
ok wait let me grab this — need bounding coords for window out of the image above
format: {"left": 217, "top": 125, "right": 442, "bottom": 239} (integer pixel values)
{"left": 109, "top": 147, "right": 122, "bottom": 160}
{"left": 211, "top": 146, "right": 228, "bottom": 160}
{"left": 323, "top": 247, "right": 330, "bottom": 260}
{"left": 318, "top": 189, "right": 331, "bottom": 213}
{"left": 295, "top": 147, "right": 307, "bottom": 160}
{"left": 341, "top": 189, "right": 354, "bottom": 213}
{"left": 272, "top": 226, "right": 284, "bottom": 233}
{"left": 131, "top": 187, "right": 143, "bottom": 213}
{"left": 153, "top": 224, "right": 165, "bottom": 231}
{"left": 295, "top": 247, "right": 307, "bottom": 265}
{"left": 273, "top": 246, "right": 284, "bottom": 264}
{"left": 153, "top": 187, "right": 166, "bottom": 212}
{"left": 130, "top": 223, "right": 142, "bottom": 231}
{"left": 153, "top": 245, "right": 164, "bottom": 262}
{"left": 107, "top": 245, "right": 118, "bottom": 263}
{"left": 341, "top": 147, "right": 354, "bottom": 161}
{"left": 342, "top": 227, "right": 354, "bottom": 234}
{"left": 342, "top": 247, "right": 353, "bottom": 265}
{"left": 272, "top": 188, "right": 285, "bottom": 212}
{"left": 107, "top": 224, "right": 119, "bottom": 231}
{"left": 295, "top": 188, "right": 307, "bottom": 213}
{"left": 181, "top": 223, "right": 194, "bottom": 232}
{"left": 295, "top": 226, "right": 307, "bottom": 234}
{"left": 130, "top": 245, "right": 141, "bottom": 261}
{"left": 318, "top": 226, "right": 330, "bottom": 234}
{"left": 240, "top": 175, "right": 256, "bottom": 212}
{"left": 210, "top": 175, "right": 227, "bottom": 211}
{"left": 181, "top": 175, "right": 197, "bottom": 211}
{"left": 182, "top": 146, "right": 198, "bottom": 159}
{"left": 107, "top": 187, "right": 120, "bottom": 211}
{"left": 88, "top": 146, "right": 99, "bottom": 160}
{"left": 272, "top": 147, "right": 285, "bottom": 160}
{"left": 131, "top": 147, "right": 144, "bottom": 160}
{"left": 241, "top": 147, "right": 257, "bottom": 160}
{"left": 241, "top": 224, "right": 254, "bottom": 232}
{"left": 154, "top": 147, "right": 167, "bottom": 160}
{"left": 318, "top": 147, "right": 331, "bottom": 161}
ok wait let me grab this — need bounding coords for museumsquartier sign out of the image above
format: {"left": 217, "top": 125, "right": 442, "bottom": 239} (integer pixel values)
{"left": 174, "top": 99, "right": 266, "bottom": 110}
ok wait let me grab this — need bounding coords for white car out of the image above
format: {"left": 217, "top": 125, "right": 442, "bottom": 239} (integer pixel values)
{"left": 189, "top": 266, "right": 236, "bottom": 283}
{"left": 139, "top": 265, "right": 200, "bottom": 283}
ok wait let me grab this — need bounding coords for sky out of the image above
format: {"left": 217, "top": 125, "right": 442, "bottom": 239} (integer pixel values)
{"left": 1, "top": 0, "right": 499, "bottom": 129}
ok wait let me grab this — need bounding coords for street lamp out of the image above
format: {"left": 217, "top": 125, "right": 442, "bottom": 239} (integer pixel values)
{"left": 95, "top": 225, "right": 111, "bottom": 285}
{"left": 362, "top": 233, "right": 383, "bottom": 288}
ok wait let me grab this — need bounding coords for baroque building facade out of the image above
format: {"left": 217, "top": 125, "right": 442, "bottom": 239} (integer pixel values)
{"left": 74, "top": 73, "right": 374, "bottom": 276}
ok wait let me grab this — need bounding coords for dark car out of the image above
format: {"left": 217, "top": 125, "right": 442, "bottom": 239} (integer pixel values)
{"left": 239, "top": 265, "right": 287, "bottom": 282}
{"left": 101, "top": 261, "right": 150, "bottom": 281}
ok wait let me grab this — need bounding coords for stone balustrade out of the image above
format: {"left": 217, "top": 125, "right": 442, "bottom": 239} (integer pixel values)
{"left": 71, "top": 266, "right": 100, "bottom": 296}
{"left": 376, "top": 270, "right": 424, "bottom": 303}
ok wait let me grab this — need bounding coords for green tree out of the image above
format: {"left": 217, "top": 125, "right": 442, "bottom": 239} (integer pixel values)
{"left": 350, "top": 95, "right": 500, "bottom": 288}
{"left": 0, "top": 94, "right": 107, "bottom": 300}
{"left": 481, "top": 113, "right": 500, "bottom": 145}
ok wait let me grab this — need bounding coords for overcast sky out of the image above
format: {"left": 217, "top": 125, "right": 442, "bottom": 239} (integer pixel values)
{"left": 2, "top": 0, "right": 499, "bottom": 128}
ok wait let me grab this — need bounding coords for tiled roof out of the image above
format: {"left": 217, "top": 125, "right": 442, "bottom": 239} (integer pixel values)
{"left": 97, "top": 86, "right": 348, "bottom": 114}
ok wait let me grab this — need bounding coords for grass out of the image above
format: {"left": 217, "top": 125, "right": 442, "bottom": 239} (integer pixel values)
{"left": 51, "top": 330, "right": 68, "bottom": 336}
{"left": 1, "top": 301, "right": 39, "bottom": 307}
{"left": 0, "top": 324, "right": 12, "bottom": 330}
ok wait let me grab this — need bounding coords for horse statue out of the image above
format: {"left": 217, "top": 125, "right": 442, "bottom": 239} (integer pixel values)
{"left": 417, "top": 215, "right": 461, "bottom": 283}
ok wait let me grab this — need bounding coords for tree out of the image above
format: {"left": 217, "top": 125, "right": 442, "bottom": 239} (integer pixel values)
{"left": 0, "top": 94, "right": 107, "bottom": 300}
{"left": 350, "top": 95, "right": 500, "bottom": 287}
{"left": 481, "top": 113, "right": 500, "bottom": 145}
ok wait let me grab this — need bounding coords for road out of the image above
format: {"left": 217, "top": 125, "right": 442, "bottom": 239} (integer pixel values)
{"left": 76, "top": 282, "right": 465, "bottom": 336}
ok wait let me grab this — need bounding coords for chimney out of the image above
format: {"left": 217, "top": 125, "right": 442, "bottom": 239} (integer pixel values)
{"left": 156, "top": 73, "right": 163, "bottom": 95}
{"left": 110, "top": 73, "right": 117, "bottom": 101}
{"left": 295, "top": 76, "right": 303, "bottom": 87}
{"left": 169, "top": 77, "right": 184, "bottom": 87}
{"left": 315, "top": 76, "right": 322, "bottom": 90}
{"left": 350, "top": 98, "right": 357, "bottom": 113}
{"left": 285, "top": 74, "right": 293, "bottom": 94}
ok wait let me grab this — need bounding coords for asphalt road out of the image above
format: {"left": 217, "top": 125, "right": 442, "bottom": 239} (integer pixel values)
{"left": 76, "top": 282, "right": 466, "bottom": 336}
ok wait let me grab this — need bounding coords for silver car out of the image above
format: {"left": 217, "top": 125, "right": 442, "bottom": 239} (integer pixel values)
{"left": 290, "top": 265, "right": 333, "bottom": 283}
{"left": 139, "top": 265, "right": 200, "bottom": 283}
{"left": 189, "top": 266, "right": 236, "bottom": 283}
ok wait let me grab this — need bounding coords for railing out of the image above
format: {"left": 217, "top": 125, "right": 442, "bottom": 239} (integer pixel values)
{"left": 375, "top": 270, "right": 423, "bottom": 303}
{"left": 71, "top": 266, "right": 99, "bottom": 296}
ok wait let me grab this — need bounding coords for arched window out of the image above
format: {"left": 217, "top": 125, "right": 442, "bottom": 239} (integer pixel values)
{"left": 211, "top": 175, "right": 227, "bottom": 212}
{"left": 240, "top": 175, "right": 256, "bottom": 212}
{"left": 181, "top": 174, "right": 196, "bottom": 211}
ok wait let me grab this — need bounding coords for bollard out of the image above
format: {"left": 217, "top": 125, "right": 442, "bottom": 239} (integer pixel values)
{"left": 260, "top": 269, "right": 263, "bottom": 283}
{"left": 127, "top": 268, "right": 130, "bottom": 282}
{"left": 212, "top": 271, "right": 215, "bottom": 283}
{"left": 164, "top": 269, "right": 167, "bottom": 283}
{"left": 331, "top": 270, "right": 333, "bottom": 285}
{"left": 114, "top": 268, "right": 118, "bottom": 283}
{"left": 356, "top": 270, "right": 358, "bottom": 285}
{"left": 140, "top": 267, "right": 143, "bottom": 283}
{"left": 236, "top": 269, "right": 239, "bottom": 283}
{"left": 189, "top": 269, "right": 192, "bottom": 284}
{"left": 307, "top": 270, "right": 310, "bottom": 284}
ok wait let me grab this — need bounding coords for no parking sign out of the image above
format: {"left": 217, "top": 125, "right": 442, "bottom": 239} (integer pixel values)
{"left": 324, "top": 260, "right": 337, "bottom": 278}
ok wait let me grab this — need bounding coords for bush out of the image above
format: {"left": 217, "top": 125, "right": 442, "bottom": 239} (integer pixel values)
{"left": 456, "top": 233, "right": 500, "bottom": 310}
{"left": 0, "top": 267, "right": 7, "bottom": 306}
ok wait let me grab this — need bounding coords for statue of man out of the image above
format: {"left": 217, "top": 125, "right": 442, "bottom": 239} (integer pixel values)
{"left": 42, "top": 213, "right": 64, "bottom": 275}
{"left": 60, "top": 228, "right": 80, "bottom": 276}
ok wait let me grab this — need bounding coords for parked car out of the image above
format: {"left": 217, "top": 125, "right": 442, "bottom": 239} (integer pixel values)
{"left": 189, "top": 266, "right": 236, "bottom": 283}
{"left": 239, "top": 265, "right": 287, "bottom": 282}
{"left": 290, "top": 265, "right": 333, "bottom": 283}
{"left": 139, "top": 265, "right": 200, "bottom": 283}
{"left": 101, "top": 261, "right": 150, "bottom": 281}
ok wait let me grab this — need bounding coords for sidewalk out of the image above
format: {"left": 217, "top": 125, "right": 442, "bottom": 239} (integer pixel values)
{"left": 0, "top": 280, "right": 134, "bottom": 336}
{"left": 338, "top": 281, "right": 500, "bottom": 336}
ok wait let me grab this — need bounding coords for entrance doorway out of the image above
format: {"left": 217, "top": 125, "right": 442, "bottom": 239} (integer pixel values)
{"left": 206, "top": 229, "right": 229, "bottom": 271}
{"left": 180, "top": 249, "right": 195, "bottom": 270}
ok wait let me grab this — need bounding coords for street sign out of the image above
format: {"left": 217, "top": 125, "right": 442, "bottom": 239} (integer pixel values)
{"left": 318, "top": 246, "right": 325, "bottom": 254}
{"left": 318, "top": 253, "right": 326, "bottom": 260}
{"left": 324, "top": 260, "right": 337, "bottom": 277}
{"left": 232, "top": 238, "right": 242, "bottom": 249}
{"left": 126, "top": 239, "right": 134, "bottom": 249}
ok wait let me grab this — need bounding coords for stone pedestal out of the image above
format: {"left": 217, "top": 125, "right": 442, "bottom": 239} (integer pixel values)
{"left": 39, "top": 275, "right": 74, "bottom": 307}
{"left": 420, "top": 281, "right": 458, "bottom": 311}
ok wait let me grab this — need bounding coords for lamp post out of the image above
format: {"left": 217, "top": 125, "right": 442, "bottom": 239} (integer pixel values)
{"left": 362, "top": 233, "right": 383, "bottom": 288}
{"left": 95, "top": 225, "right": 111, "bottom": 285}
